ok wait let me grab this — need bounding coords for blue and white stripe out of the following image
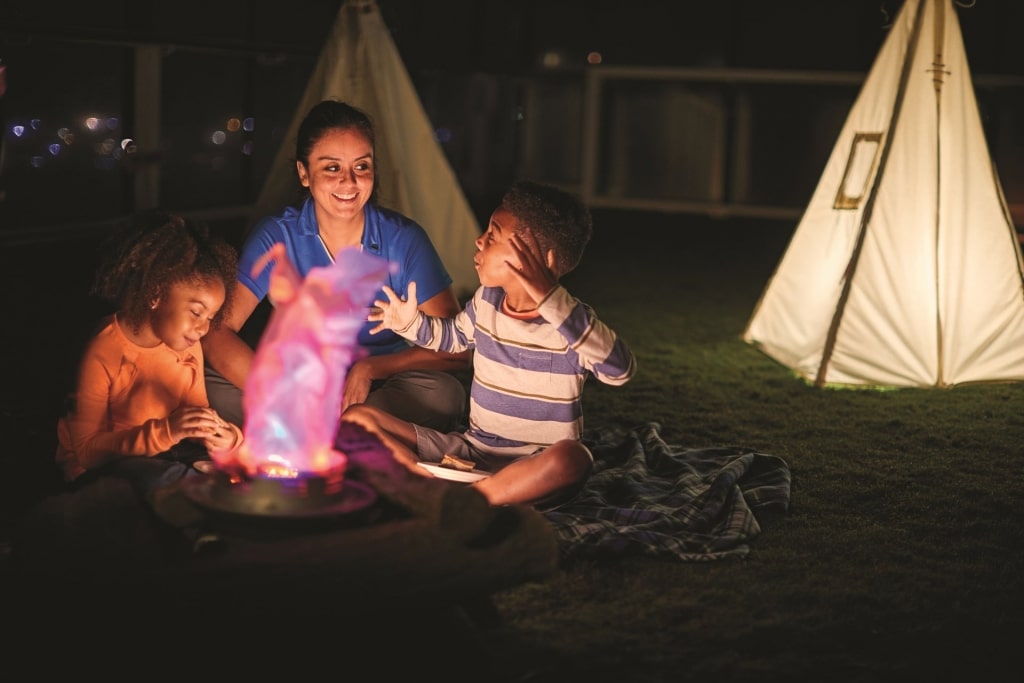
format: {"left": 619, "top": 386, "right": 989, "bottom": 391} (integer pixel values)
{"left": 399, "top": 284, "right": 636, "bottom": 452}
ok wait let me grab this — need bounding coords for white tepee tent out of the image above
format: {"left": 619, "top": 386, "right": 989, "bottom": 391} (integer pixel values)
{"left": 742, "top": 0, "right": 1024, "bottom": 388}
{"left": 253, "top": 0, "right": 481, "bottom": 298}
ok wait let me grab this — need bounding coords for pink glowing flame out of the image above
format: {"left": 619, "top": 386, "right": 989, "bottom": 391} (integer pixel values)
{"left": 211, "top": 243, "right": 391, "bottom": 478}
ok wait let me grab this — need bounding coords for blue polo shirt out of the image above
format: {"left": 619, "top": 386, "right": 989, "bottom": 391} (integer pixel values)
{"left": 237, "top": 197, "right": 454, "bottom": 356}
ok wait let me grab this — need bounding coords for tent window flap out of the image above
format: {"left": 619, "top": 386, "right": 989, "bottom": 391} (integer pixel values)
{"left": 833, "top": 132, "right": 883, "bottom": 210}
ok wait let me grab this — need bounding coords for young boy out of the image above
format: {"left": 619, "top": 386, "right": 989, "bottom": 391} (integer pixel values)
{"left": 341, "top": 180, "right": 636, "bottom": 506}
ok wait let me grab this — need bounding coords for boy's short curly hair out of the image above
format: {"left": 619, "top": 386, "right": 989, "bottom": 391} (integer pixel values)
{"left": 500, "top": 180, "right": 593, "bottom": 277}
{"left": 92, "top": 211, "right": 238, "bottom": 333}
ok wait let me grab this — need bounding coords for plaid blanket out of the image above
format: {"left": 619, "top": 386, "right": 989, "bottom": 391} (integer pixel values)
{"left": 542, "top": 422, "right": 791, "bottom": 562}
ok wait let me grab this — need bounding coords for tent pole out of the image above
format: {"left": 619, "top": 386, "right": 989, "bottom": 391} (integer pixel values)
{"left": 814, "top": 0, "right": 929, "bottom": 386}
{"left": 930, "top": 0, "right": 947, "bottom": 386}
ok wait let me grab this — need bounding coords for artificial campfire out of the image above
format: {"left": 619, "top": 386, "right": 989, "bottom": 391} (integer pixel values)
{"left": 210, "top": 242, "right": 391, "bottom": 482}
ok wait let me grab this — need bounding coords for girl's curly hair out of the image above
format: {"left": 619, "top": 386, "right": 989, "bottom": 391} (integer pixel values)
{"left": 92, "top": 211, "right": 238, "bottom": 333}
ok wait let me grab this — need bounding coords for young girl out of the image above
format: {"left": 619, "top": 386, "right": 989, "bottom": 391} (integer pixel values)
{"left": 56, "top": 211, "right": 243, "bottom": 498}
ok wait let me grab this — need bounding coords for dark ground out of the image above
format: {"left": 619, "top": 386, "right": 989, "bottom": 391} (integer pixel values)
{"left": 1, "top": 231, "right": 113, "bottom": 541}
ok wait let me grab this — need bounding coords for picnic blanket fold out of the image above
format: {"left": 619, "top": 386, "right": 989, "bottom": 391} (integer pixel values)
{"left": 543, "top": 422, "right": 791, "bottom": 562}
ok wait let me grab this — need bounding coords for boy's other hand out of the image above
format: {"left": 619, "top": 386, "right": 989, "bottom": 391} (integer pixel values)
{"left": 368, "top": 282, "right": 419, "bottom": 334}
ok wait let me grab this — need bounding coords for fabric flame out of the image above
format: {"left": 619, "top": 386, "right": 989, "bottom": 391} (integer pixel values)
{"left": 211, "top": 244, "right": 391, "bottom": 477}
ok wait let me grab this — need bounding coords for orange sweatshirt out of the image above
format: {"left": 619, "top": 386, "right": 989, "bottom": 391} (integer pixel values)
{"left": 56, "top": 316, "right": 243, "bottom": 481}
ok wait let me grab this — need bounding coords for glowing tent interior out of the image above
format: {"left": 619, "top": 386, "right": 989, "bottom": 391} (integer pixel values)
{"left": 742, "top": 0, "right": 1024, "bottom": 388}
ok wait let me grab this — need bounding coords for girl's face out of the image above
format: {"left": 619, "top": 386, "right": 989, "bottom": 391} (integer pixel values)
{"left": 149, "top": 278, "right": 226, "bottom": 352}
{"left": 474, "top": 207, "right": 521, "bottom": 288}
{"left": 296, "top": 127, "right": 374, "bottom": 226}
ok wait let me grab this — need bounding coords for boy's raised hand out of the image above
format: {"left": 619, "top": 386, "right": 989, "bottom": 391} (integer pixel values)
{"left": 508, "top": 229, "right": 558, "bottom": 304}
{"left": 367, "top": 281, "right": 419, "bottom": 335}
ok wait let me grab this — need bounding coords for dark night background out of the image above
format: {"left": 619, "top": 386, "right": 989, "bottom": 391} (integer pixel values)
{"left": 1, "top": 5, "right": 1024, "bottom": 671}
{"left": 1, "top": 0, "right": 1022, "bottom": 238}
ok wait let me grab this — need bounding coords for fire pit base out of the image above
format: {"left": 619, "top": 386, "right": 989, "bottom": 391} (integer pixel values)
{"left": 180, "top": 471, "right": 381, "bottom": 538}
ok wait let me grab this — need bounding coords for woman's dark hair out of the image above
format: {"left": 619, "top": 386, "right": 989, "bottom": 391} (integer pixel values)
{"left": 92, "top": 211, "right": 238, "bottom": 333}
{"left": 295, "top": 99, "right": 380, "bottom": 205}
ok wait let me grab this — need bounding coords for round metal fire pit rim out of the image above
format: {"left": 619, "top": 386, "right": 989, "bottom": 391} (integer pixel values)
{"left": 180, "top": 471, "right": 377, "bottom": 520}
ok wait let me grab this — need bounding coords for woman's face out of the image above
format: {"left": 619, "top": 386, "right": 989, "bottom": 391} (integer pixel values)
{"left": 296, "top": 127, "right": 374, "bottom": 226}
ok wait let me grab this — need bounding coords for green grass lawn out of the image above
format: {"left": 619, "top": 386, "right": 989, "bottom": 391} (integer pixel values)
{"left": 474, "top": 209, "right": 1024, "bottom": 682}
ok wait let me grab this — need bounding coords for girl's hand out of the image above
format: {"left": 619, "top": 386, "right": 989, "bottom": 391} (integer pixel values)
{"left": 168, "top": 406, "right": 225, "bottom": 443}
{"left": 201, "top": 426, "right": 238, "bottom": 453}
{"left": 367, "top": 282, "right": 419, "bottom": 335}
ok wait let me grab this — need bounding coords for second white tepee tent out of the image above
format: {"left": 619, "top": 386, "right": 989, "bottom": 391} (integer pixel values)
{"left": 253, "top": 0, "right": 481, "bottom": 298}
{"left": 743, "top": 0, "right": 1024, "bottom": 388}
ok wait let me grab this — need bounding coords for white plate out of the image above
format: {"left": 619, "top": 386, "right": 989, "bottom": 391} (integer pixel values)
{"left": 192, "top": 460, "right": 218, "bottom": 474}
{"left": 417, "top": 461, "right": 491, "bottom": 483}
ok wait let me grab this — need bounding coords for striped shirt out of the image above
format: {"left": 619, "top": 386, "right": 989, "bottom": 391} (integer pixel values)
{"left": 399, "top": 284, "right": 636, "bottom": 454}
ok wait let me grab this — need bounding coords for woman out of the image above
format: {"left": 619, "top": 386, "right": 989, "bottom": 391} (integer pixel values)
{"left": 202, "top": 99, "right": 470, "bottom": 432}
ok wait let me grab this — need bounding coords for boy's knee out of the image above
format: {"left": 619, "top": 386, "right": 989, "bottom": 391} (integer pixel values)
{"left": 556, "top": 440, "right": 594, "bottom": 479}
{"left": 533, "top": 441, "right": 592, "bottom": 484}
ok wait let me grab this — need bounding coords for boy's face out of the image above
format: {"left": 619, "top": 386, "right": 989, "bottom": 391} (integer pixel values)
{"left": 474, "top": 207, "right": 522, "bottom": 288}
